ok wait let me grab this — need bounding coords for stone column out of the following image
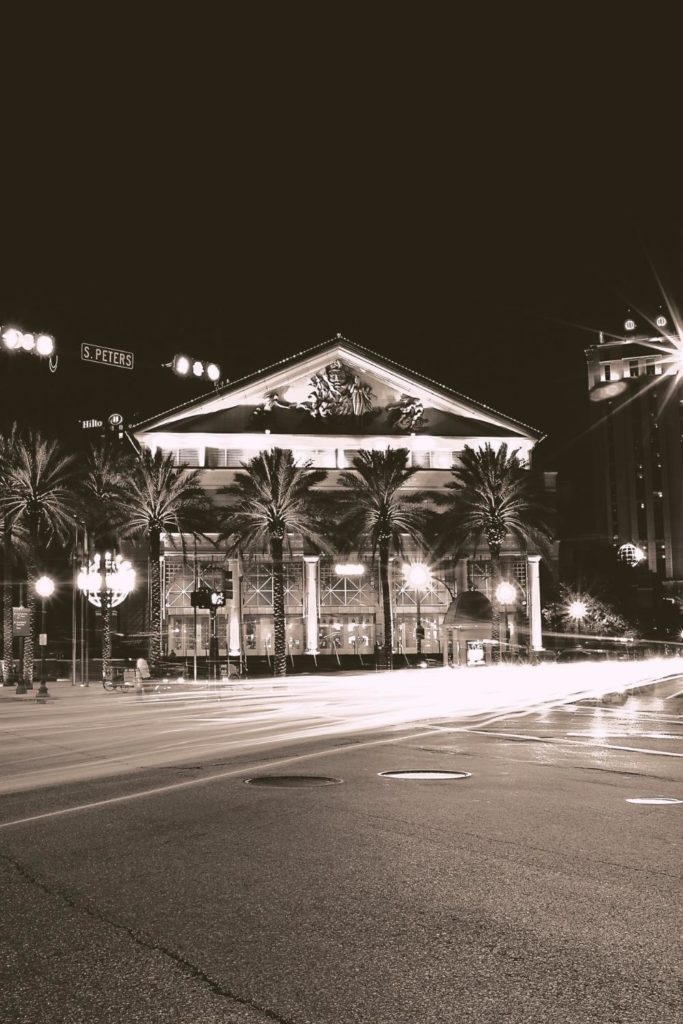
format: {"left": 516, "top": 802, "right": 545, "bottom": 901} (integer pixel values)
{"left": 527, "top": 555, "right": 543, "bottom": 651}
{"left": 228, "top": 559, "right": 241, "bottom": 656}
{"left": 303, "top": 556, "right": 320, "bottom": 654}
{"left": 455, "top": 558, "right": 468, "bottom": 595}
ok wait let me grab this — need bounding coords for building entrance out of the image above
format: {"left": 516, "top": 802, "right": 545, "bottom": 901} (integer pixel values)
{"left": 318, "top": 614, "right": 375, "bottom": 656}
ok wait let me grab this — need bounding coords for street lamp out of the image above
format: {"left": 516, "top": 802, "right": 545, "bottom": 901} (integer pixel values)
{"left": 166, "top": 355, "right": 222, "bottom": 383}
{"left": 568, "top": 599, "right": 588, "bottom": 641}
{"left": 495, "top": 581, "right": 517, "bottom": 660}
{"left": 403, "top": 563, "right": 431, "bottom": 659}
{"left": 1, "top": 326, "right": 55, "bottom": 359}
{"left": 35, "top": 575, "right": 55, "bottom": 697}
{"left": 77, "top": 553, "right": 135, "bottom": 684}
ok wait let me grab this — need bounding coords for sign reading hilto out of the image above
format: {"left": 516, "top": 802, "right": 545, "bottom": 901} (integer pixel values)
{"left": 81, "top": 343, "right": 134, "bottom": 369}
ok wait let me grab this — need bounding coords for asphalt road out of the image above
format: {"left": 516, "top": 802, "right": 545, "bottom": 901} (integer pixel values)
{"left": 1, "top": 666, "right": 682, "bottom": 1023}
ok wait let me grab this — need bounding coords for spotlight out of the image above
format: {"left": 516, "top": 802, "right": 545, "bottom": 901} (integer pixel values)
{"left": 174, "top": 355, "right": 191, "bottom": 375}
{"left": 35, "top": 334, "right": 55, "bottom": 356}
{"left": 192, "top": 360, "right": 204, "bottom": 377}
{"left": 1, "top": 325, "right": 56, "bottom": 358}
{"left": 206, "top": 362, "right": 221, "bottom": 382}
{"left": 2, "top": 328, "right": 21, "bottom": 350}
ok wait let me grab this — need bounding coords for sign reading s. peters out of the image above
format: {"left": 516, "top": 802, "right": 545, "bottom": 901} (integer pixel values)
{"left": 81, "top": 343, "right": 134, "bottom": 370}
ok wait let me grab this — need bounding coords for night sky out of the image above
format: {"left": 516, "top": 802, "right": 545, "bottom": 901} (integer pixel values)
{"left": 2, "top": 16, "right": 681, "bottom": 476}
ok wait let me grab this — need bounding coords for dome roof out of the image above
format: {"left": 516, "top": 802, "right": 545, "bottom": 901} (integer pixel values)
{"left": 442, "top": 590, "right": 493, "bottom": 625}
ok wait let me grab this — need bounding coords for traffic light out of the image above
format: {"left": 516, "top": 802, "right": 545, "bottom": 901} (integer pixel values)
{"left": 210, "top": 590, "right": 226, "bottom": 607}
{"left": 190, "top": 588, "right": 213, "bottom": 609}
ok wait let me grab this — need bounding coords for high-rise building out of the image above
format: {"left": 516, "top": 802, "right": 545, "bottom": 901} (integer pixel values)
{"left": 585, "top": 313, "right": 683, "bottom": 582}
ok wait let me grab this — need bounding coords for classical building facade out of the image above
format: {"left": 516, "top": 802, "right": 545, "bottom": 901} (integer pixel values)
{"left": 585, "top": 315, "right": 683, "bottom": 582}
{"left": 133, "top": 337, "right": 548, "bottom": 665}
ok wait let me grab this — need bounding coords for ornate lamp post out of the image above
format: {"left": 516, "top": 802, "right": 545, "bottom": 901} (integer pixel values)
{"left": 77, "top": 553, "right": 135, "bottom": 684}
{"left": 35, "top": 575, "right": 55, "bottom": 697}
{"left": 403, "top": 563, "right": 431, "bottom": 659}
{"left": 568, "top": 599, "right": 588, "bottom": 642}
{"left": 495, "top": 581, "right": 517, "bottom": 661}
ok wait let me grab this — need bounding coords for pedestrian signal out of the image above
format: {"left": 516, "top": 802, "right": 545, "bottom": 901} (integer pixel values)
{"left": 190, "top": 588, "right": 212, "bottom": 609}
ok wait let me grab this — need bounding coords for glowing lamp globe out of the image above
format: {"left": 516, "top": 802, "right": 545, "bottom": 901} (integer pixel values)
{"left": 35, "top": 576, "right": 55, "bottom": 598}
{"left": 207, "top": 362, "right": 221, "bottom": 382}
{"left": 174, "top": 355, "right": 190, "bottom": 375}
{"left": 192, "top": 359, "right": 204, "bottom": 377}
{"left": 495, "top": 581, "right": 516, "bottom": 605}
{"left": 403, "top": 563, "right": 431, "bottom": 588}
{"left": 77, "top": 553, "right": 135, "bottom": 608}
{"left": 21, "top": 333, "right": 36, "bottom": 351}
{"left": 568, "top": 600, "right": 587, "bottom": 620}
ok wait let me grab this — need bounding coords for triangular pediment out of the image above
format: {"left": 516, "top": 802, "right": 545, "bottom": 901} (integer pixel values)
{"left": 133, "top": 337, "right": 542, "bottom": 441}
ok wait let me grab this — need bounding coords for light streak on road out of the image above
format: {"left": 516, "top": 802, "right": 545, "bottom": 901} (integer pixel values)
{"left": 1, "top": 658, "right": 681, "bottom": 799}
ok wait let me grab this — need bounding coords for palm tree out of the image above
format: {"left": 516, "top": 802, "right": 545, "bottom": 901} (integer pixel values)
{"left": 78, "top": 440, "right": 136, "bottom": 681}
{"left": 434, "top": 443, "right": 553, "bottom": 657}
{"left": 117, "top": 448, "right": 213, "bottom": 671}
{"left": 337, "top": 448, "right": 434, "bottom": 669}
{"left": 218, "top": 448, "right": 331, "bottom": 677}
{"left": 0, "top": 424, "right": 20, "bottom": 685}
{"left": 0, "top": 430, "right": 79, "bottom": 690}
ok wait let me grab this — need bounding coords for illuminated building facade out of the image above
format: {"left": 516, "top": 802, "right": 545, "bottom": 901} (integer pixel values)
{"left": 585, "top": 315, "right": 683, "bottom": 581}
{"left": 133, "top": 337, "right": 548, "bottom": 663}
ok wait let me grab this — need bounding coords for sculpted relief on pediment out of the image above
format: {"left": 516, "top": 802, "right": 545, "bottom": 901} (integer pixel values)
{"left": 254, "top": 359, "right": 427, "bottom": 432}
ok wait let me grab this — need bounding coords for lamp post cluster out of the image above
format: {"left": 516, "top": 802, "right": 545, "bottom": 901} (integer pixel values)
{"left": 77, "top": 553, "right": 135, "bottom": 683}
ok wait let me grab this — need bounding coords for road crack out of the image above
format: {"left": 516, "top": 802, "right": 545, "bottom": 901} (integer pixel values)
{"left": 0, "top": 848, "right": 299, "bottom": 1024}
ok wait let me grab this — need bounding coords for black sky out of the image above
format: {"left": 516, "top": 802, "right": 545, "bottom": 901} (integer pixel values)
{"left": 2, "top": 13, "right": 682, "bottom": 467}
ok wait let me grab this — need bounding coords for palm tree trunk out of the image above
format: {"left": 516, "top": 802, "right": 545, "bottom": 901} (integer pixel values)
{"left": 24, "top": 570, "right": 36, "bottom": 687}
{"left": 490, "top": 555, "right": 502, "bottom": 664}
{"left": 271, "top": 536, "right": 287, "bottom": 676}
{"left": 379, "top": 539, "right": 393, "bottom": 670}
{"left": 149, "top": 528, "right": 162, "bottom": 671}
{"left": 2, "top": 518, "right": 14, "bottom": 685}
{"left": 101, "top": 596, "right": 112, "bottom": 682}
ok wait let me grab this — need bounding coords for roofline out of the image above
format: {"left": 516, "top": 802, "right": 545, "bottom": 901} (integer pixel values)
{"left": 132, "top": 333, "right": 545, "bottom": 441}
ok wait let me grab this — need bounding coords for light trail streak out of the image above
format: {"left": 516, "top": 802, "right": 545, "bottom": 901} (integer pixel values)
{"left": 0, "top": 726, "right": 450, "bottom": 831}
{"left": 1, "top": 658, "right": 679, "bottom": 805}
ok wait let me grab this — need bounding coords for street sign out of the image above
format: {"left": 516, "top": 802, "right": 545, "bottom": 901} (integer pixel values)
{"left": 81, "top": 343, "right": 134, "bottom": 370}
{"left": 12, "top": 607, "right": 30, "bottom": 636}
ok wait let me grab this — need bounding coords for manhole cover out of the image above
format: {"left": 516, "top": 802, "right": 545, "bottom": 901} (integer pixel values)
{"left": 244, "top": 775, "right": 343, "bottom": 787}
{"left": 379, "top": 770, "right": 471, "bottom": 780}
{"left": 625, "top": 797, "right": 683, "bottom": 805}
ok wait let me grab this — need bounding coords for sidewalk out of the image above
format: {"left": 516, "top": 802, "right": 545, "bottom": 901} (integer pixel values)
{"left": 0, "top": 679, "right": 114, "bottom": 702}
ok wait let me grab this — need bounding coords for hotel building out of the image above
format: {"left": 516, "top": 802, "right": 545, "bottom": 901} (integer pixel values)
{"left": 585, "top": 314, "right": 683, "bottom": 582}
{"left": 133, "top": 337, "right": 549, "bottom": 665}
